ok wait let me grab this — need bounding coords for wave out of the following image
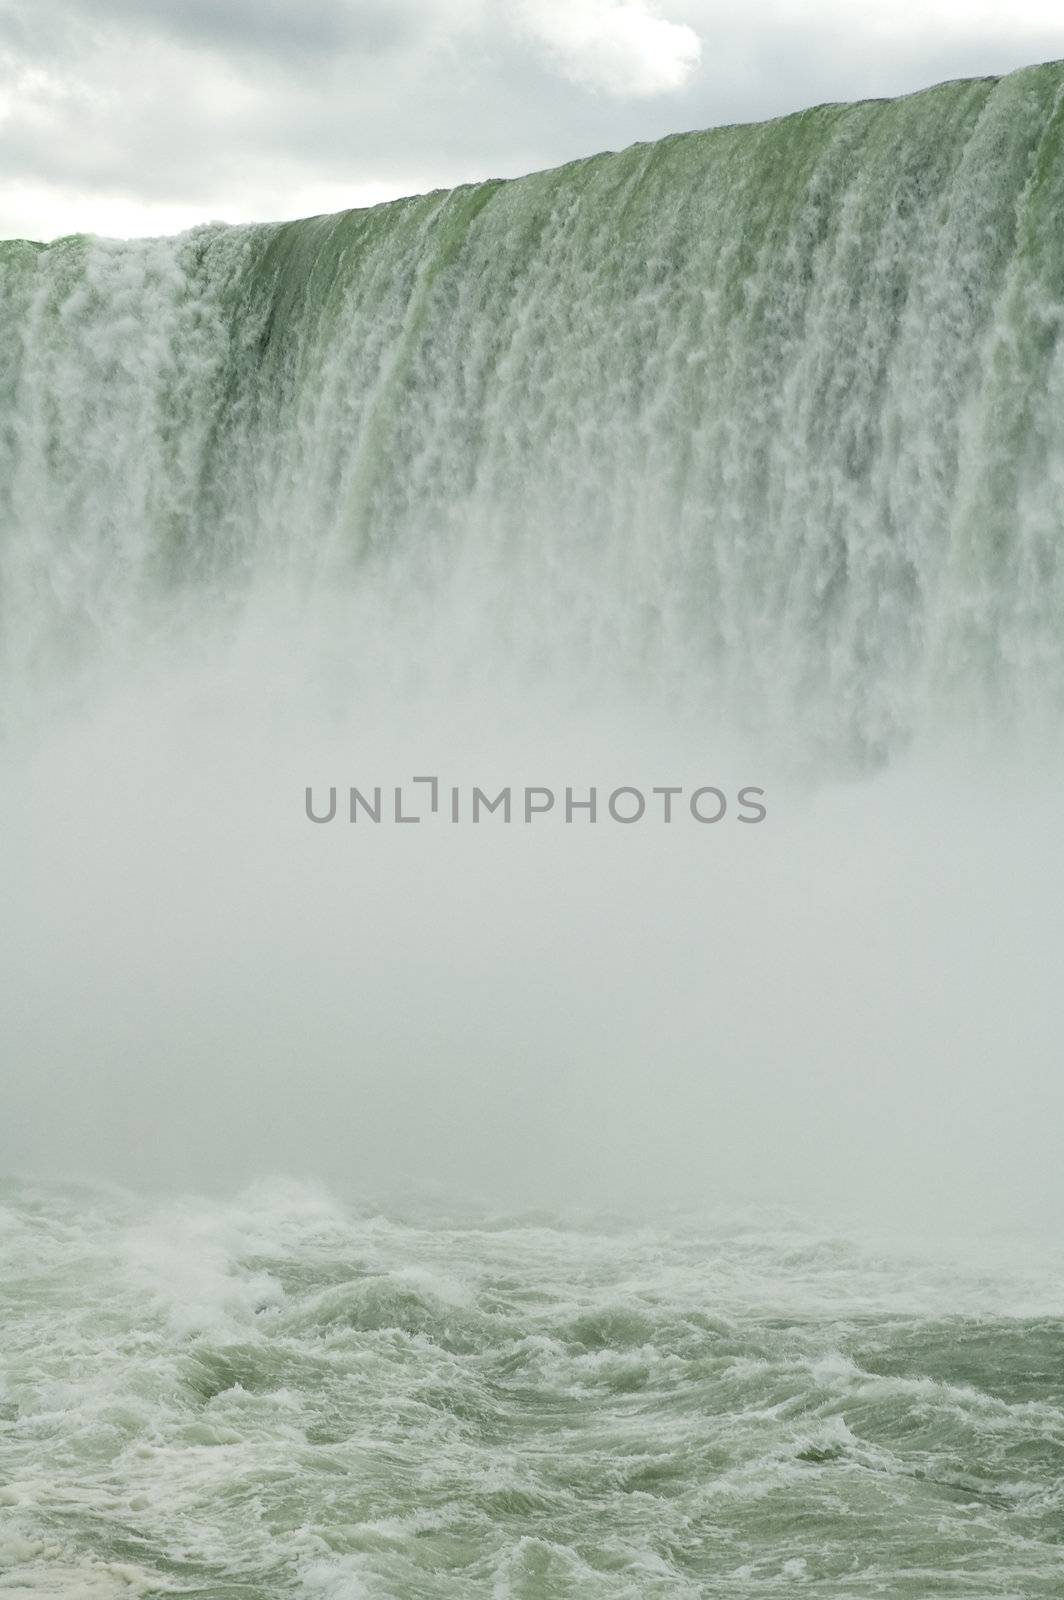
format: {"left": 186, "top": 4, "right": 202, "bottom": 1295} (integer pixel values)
{"left": 1, "top": 1180, "right": 1062, "bottom": 1597}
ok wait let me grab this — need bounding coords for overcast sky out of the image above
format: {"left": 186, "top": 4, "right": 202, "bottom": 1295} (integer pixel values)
{"left": 2, "top": 0, "right": 1064, "bottom": 240}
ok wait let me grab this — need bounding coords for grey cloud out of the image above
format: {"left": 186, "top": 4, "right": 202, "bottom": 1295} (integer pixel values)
{"left": 0, "top": 0, "right": 415, "bottom": 63}
{"left": 111, "top": 0, "right": 415, "bottom": 60}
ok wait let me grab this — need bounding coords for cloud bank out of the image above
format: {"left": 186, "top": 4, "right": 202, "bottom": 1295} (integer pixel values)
{"left": 0, "top": 0, "right": 1063, "bottom": 238}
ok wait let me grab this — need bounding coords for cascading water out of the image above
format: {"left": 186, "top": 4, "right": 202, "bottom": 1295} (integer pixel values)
{"left": 3, "top": 63, "right": 1064, "bottom": 1600}
{"left": 4, "top": 62, "right": 1064, "bottom": 758}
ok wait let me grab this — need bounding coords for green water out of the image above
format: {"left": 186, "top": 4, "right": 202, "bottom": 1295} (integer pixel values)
{"left": 1, "top": 1182, "right": 1062, "bottom": 1599}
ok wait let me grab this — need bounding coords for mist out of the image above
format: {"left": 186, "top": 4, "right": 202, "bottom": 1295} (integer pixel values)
{"left": 2, "top": 604, "right": 1061, "bottom": 1233}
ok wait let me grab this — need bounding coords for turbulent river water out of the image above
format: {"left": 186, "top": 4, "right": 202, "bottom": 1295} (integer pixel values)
{"left": 2, "top": 1182, "right": 1063, "bottom": 1599}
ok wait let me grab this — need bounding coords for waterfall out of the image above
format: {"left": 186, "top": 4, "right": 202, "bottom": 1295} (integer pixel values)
{"left": 4, "top": 62, "right": 1064, "bottom": 759}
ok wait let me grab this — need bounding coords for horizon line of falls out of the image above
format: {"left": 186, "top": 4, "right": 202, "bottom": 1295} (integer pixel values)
{"left": 4, "top": 61, "right": 1064, "bottom": 764}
